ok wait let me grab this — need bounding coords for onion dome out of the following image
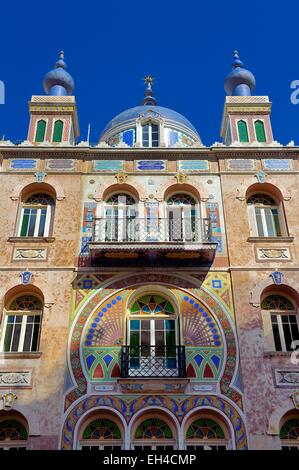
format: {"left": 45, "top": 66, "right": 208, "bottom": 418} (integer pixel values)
{"left": 43, "top": 51, "right": 74, "bottom": 96}
{"left": 224, "top": 50, "right": 256, "bottom": 96}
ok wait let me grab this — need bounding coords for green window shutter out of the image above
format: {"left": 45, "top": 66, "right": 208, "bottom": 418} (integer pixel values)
{"left": 237, "top": 120, "right": 249, "bottom": 142}
{"left": 52, "top": 120, "right": 63, "bottom": 142}
{"left": 255, "top": 120, "right": 266, "bottom": 142}
{"left": 35, "top": 120, "right": 46, "bottom": 143}
{"left": 20, "top": 209, "right": 30, "bottom": 236}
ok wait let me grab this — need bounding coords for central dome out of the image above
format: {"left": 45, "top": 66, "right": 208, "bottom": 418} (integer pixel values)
{"left": 99, "top": 105, "right": 201, "bottom": 148}
{"left": 99, "top": 78, "right": 201, "bottom": 148}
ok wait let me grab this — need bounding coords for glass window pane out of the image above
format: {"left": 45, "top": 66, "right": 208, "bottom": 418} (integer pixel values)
{"left": 28, "top": 209, "right": 37, "bottom": 236}
{"left": 255, "top": 208, "right": 264, "bottom": 236}
{"left": 38, "top": 209, "right": 47, "bottom": 236}
{"left": 31, "top": 322, "right": 40, "bottom": 351}
{"left": 3, "top": 323, "right": 14, "bottom": 351}
{"left": 11, "top": 322, "right": 22, "bottom": 351}
{"left": 264, "top": 208, "right": 275, "bottom": 237}
{"left": 23, "top": 323, "right": 33, "bottom": 352}
{"left": 130, "top": 320, "right": 140, "bottom": 330}
{"left": 20, "top": 210, "right": 30, "bottom": 236}
{"left": 282, "top": 319, "right": 293, "bottom": 351}
{"left": 271, "top": 319, "right": 282, "bottom": 351}
{"left": 272, "top": 209, "right": 281, "bottom": 236}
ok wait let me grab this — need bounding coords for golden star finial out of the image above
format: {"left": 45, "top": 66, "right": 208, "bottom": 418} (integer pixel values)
{"left": 143, "top": 75, "right": 155, "bottom": 89}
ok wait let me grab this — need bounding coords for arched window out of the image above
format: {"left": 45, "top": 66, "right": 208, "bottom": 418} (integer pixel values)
{"left": 126, "top": 295, "right": 180, "bottom": 377}
{"left": 142, "top": 123, "right": 159, "bottom": 147}
{"left": 79, "top": 417, "right": 123, "bottom": 450}
{"left": 102, "top": 193, "right": 137, "bottom": 242}
{"left": 132, "top": 417, "right": 176, "bottom": 450}
{"left": 166, "top": 193, "right": 198, "bottom": 242}
{"left": 185, "top": 417, "right": 229, "bottom": 450}
{"left": 35, "top": 120, "right": 46, "bottom": 143}
{"left": 0, "top": 416, "right": 28, "bottom": 450}
{"left": 261, "top": 294, "right": 299, "bottom": 352}
{"left": 247, "top": 193, "right": 285, "bottom": 237}
{"left": 52, "top": 120, "right": 63, "bottom": 143}
{"left": 280, "top": 415, "right": 299, "bottom": 451}
{"left": 254, "top": 120, "right": 266, "bottom": 143}
{"left": 0, "top": 294, "right": 43, "bottom": 353}
{"left": 237, "top": 120, "right": 249, "bottom": 143}
{"left": 18, "top": 193, "right": 55, "bottom": 238}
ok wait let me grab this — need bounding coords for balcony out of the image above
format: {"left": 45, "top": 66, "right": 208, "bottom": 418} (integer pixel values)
{"left": 120, "top": 345, "right": 186, "bottom": 378}
{"left": 88, "top": 217, "right": 217, "bottom": 268}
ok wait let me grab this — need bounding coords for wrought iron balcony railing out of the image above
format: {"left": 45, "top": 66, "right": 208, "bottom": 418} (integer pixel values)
{"left": 120, "top": 345, "right": 186, "bottom": 378}
{"left": 93, "top": 217, "right": 212, "bottom": 244}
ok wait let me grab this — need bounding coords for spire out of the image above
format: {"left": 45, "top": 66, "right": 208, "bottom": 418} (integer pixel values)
{"left": 142, "top": 75, "right": 157, "bottom": 106}
{"left": 224, "top": 50, "right": 256, "bottom": 96}
{"left": 43, "top": 51, "right": 74, "bottom": 96}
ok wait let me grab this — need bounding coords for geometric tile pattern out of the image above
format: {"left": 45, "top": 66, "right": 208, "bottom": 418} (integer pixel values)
{"left": 61, "top": 394, "right": 248, "bottom": 450}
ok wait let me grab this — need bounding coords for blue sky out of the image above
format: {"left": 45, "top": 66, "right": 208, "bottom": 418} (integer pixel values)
{"left": 0, "top": 0, "right": 298, "bottom": 146}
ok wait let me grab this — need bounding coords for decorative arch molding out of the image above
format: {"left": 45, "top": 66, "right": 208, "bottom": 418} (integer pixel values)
{"left": 3, "top": 284, "right": 45, "bottom": 309}
{"left": 0, "top": 406, "right": 40, "bottom": 436}
{"left": 60, "top": 395, "right": 248, "bottom": 450}
{"left": 267, "top": 405, "right": 299, "bottom": 436}
{"left": 236, "top": 181, "right": 291, "bottom": 202}
{"left": 181, "top": 405, "right": 238, "bottom": 449}
{"left": 73, "top": 406, "right": 127, "bottom": 449}
{"left": 65, "top": 271, "right": 241, "bottom": 411}
{"left": 250, "top": 279, "right": 299, "bottom": 307}
{"left": 10, "top": 180, "right": 65, "bottom": 201}
{"left": 160, "top": 182, "right": 208, "bottom": 202}
{"left": 94, "top": 182, "right": 145, "bottom": 202}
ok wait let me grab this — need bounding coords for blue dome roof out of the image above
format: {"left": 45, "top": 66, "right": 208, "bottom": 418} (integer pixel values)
{"left": 224, "top": 51, "right": 255, "bottom": 96}
{"left": 100, "top": 105, "right": 200, "bottom": 141}
{"left": 43, "top": 51, "right": 74, "bottom": 96}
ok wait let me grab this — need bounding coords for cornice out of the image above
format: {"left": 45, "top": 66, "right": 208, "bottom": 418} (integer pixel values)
{"left": 0, "top": 146, "right": 298, "bottom": 160}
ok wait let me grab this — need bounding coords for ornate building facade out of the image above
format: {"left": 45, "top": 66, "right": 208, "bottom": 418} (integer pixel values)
{"left": 0, "top": 51, "right": 299, "bottom": 451}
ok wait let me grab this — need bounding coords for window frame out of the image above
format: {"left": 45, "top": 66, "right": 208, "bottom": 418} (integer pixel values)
{"left": 280, "top": 416, "right": 299, "bottom": 451}
{"left": 0, "top": 417, "right": 28, "bottom": 451}
{"left": 270, "top": 311, "right": 299, "bottom": 352}
{"left": 247, "top": 193, "right": 287, "bottom": 238}
{"left": 131, "top": 417, "right": 177, "bottom": 450}
{"left": 184, "top": 416, "right": 230, "bottom": 450}
{"left": 0, "top": 309, "right": 42, "bottom": 353}
{"left": 77, "top": 415, "right": 124, "bottom": 450}
{"left": 141, "top": 123, "right": 159, "bottom": 147}
{"left": 17, "top": 193, "right": 55, "bottom": 238}
{"left": 261, "top": 294, "right": 299, "bottom": 352}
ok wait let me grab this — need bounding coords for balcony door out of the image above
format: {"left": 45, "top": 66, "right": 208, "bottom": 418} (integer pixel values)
{"left": 166, "top": 193, "right": 197, "bottom": 242}
{"left": 128, "top": 295, "right": 178, "bottom": 376}
{"left": 104, "top": 194, "right": 137, "bottom": 242}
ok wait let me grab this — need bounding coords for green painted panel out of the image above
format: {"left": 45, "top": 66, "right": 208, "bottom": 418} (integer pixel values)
{"left": 255, "top": 120, "right": 266, "bottom": 142}
{"left": 237, "top": 120, "right": 249, "bottom": 143}
{"left": 35, "top": 120, "right": 46, "bottom": 143}
{"left": 52, "top": 120, "right": 63, "bottom": 142}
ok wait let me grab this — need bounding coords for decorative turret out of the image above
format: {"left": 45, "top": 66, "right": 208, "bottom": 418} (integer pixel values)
{"left": 27, "top": 51, "right": 79, "bottom": 145}
{"left": 43, "top": 51, "right": 74, "bottom": 96}
{"left": 224, "top": 51, "right": 256, "bottom": 97}
{"left": 142, "top": 75, "right": 157, "bottom": 106}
